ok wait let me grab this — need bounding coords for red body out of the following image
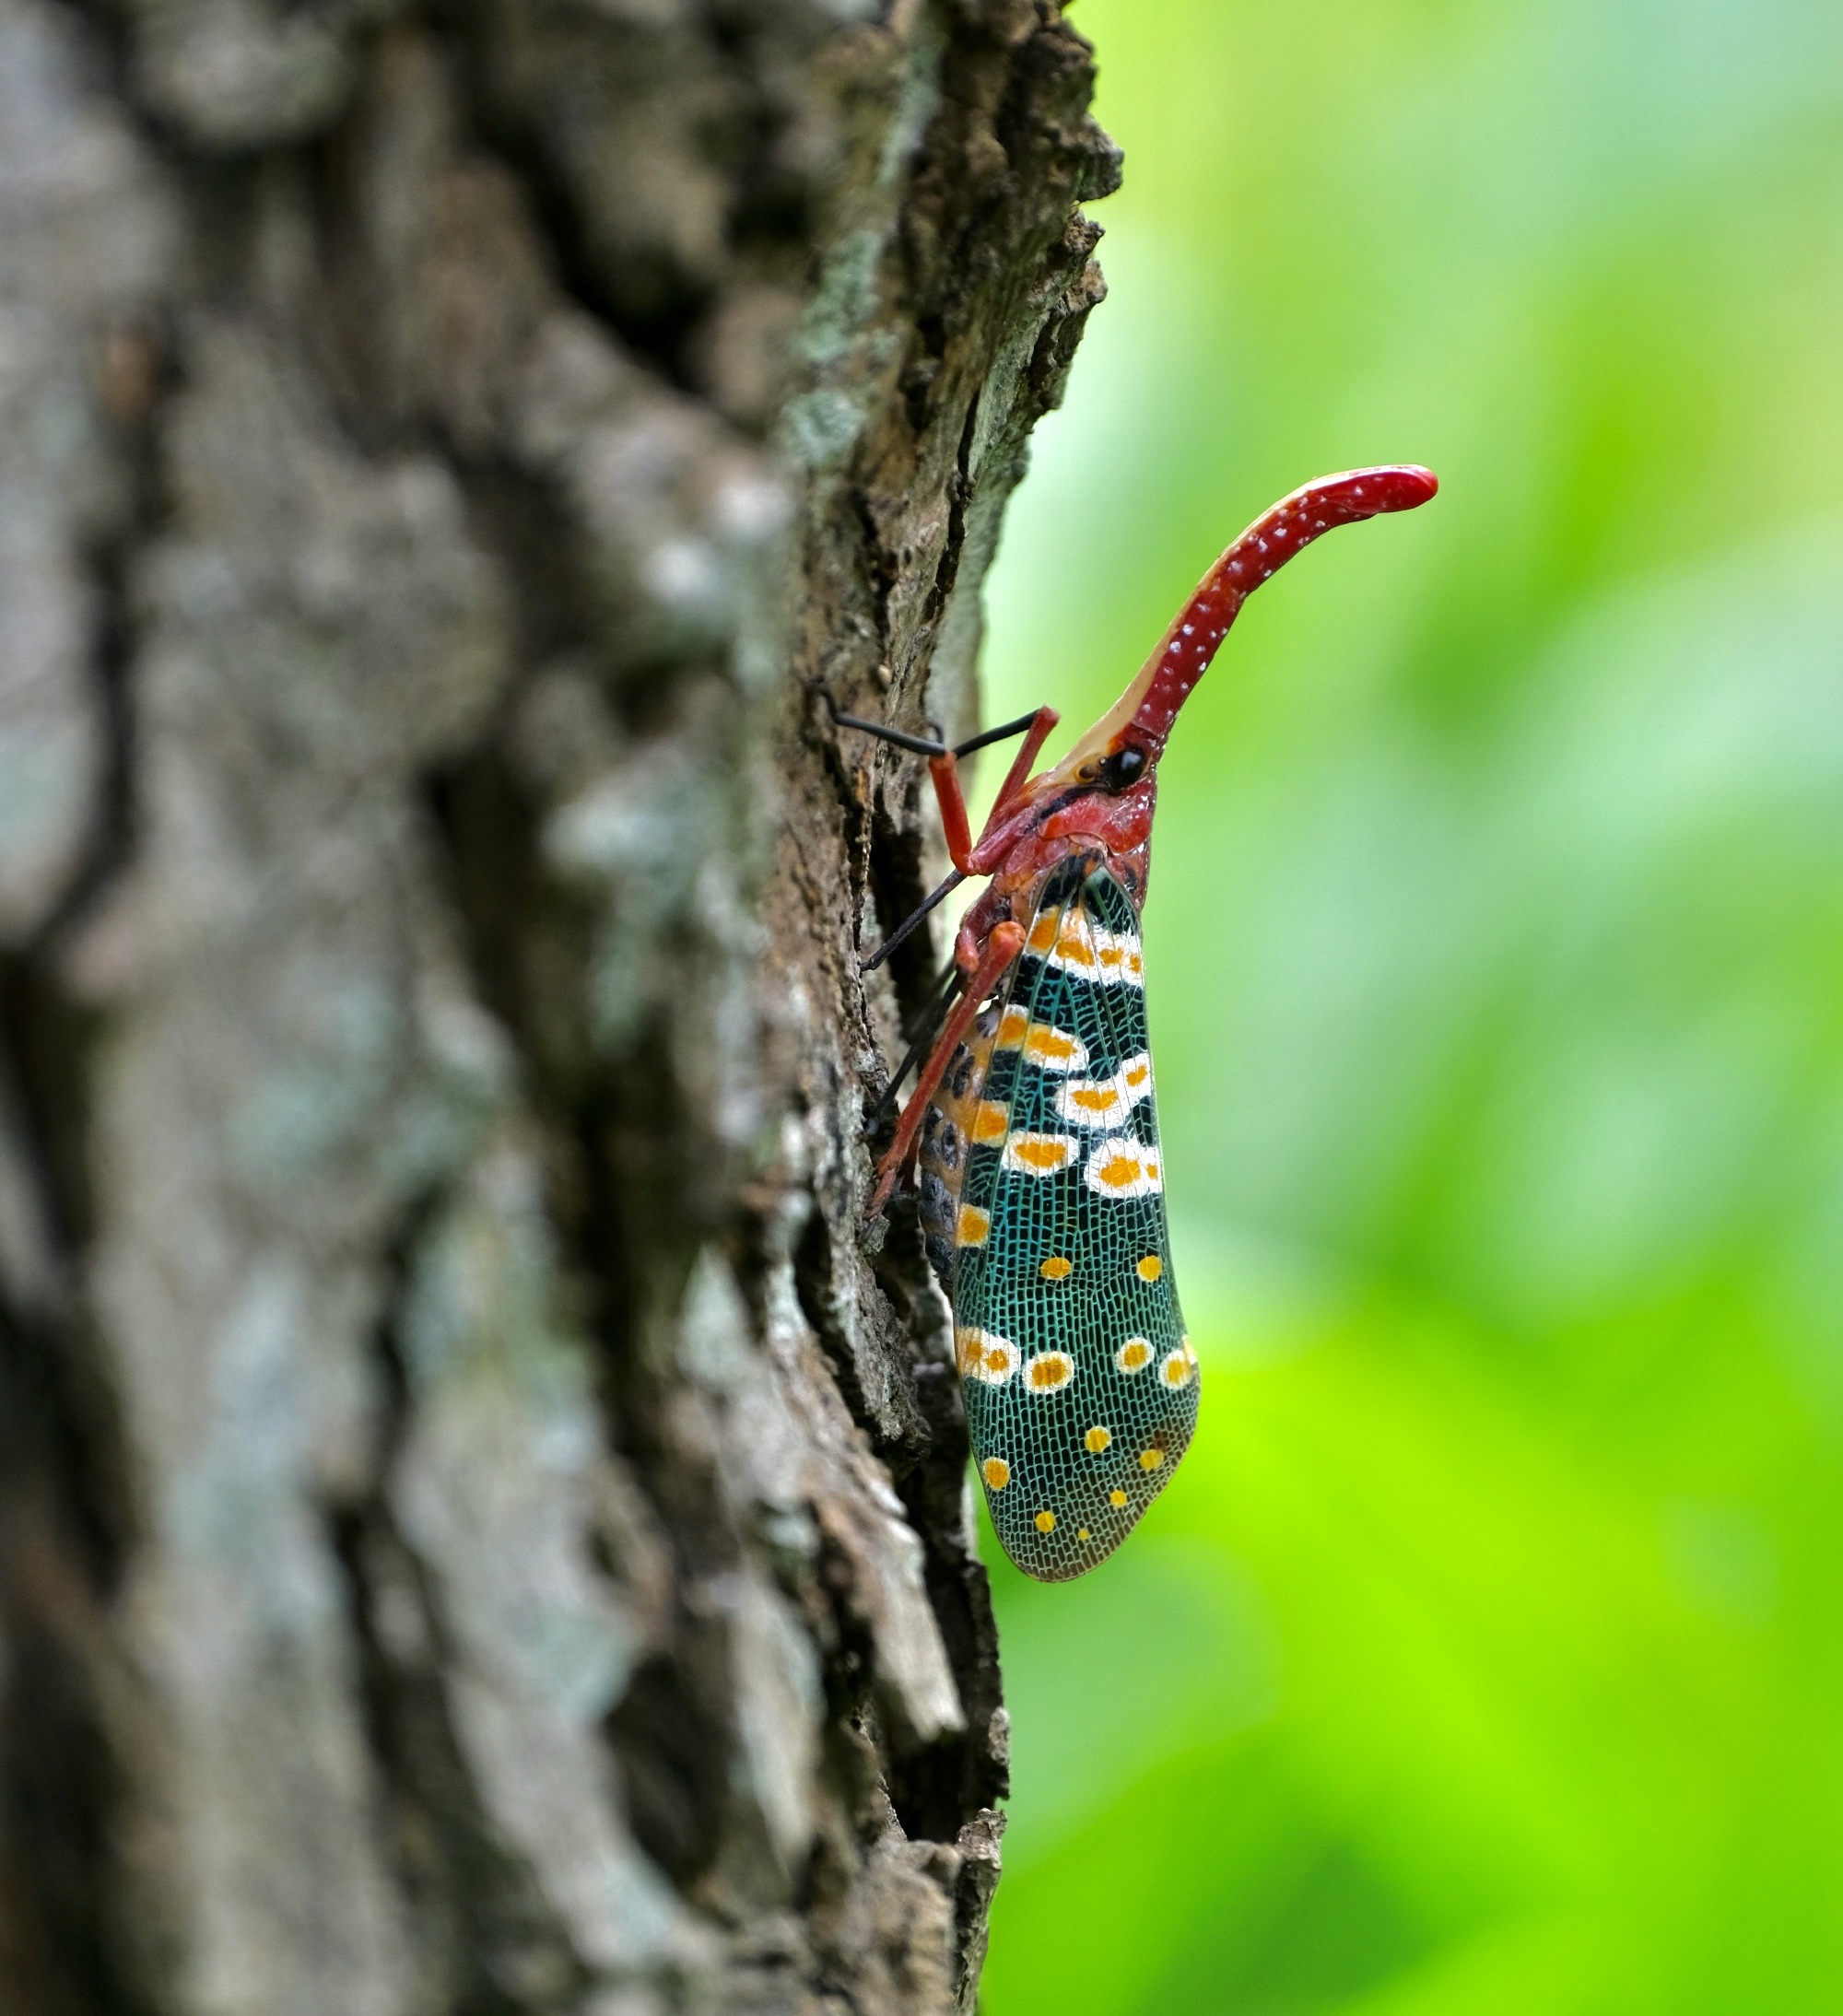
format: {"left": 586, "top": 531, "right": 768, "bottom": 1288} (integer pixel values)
{"left": 869, "top": 463, "right": 1438, "bottom": 1209}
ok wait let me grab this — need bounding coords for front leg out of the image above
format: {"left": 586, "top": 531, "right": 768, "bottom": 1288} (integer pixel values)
{"left": 924, "top": 705, "right": 1061, "bottom": 872}
{"left": 831, "top": 700, "right": 1058, "bottom": 874}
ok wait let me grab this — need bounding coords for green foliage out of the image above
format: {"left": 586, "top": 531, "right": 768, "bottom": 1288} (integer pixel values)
{"left": 974, "top": 0, "right": 1843, "bottom": 2007}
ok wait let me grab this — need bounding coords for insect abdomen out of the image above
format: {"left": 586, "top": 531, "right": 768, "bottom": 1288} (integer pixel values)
{"left": 917, "top": 1001, "right": 1004, "bottom": 1296}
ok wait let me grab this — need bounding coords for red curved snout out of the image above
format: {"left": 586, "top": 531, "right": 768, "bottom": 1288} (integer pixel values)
{"left": 1311, "top": 463, "right": 1439, "bottom": 518}
{"left": 1124, "top": 463, "right": 1438, "bottom": 747}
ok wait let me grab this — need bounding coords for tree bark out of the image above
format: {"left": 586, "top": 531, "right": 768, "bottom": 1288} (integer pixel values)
{"left": 0, "top": 0, "right": 1116, "bottom": 2009}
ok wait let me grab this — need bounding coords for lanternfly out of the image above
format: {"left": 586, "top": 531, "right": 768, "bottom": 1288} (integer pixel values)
{"left": 839, "top": 466, "right": 1438, "bottom": 1580}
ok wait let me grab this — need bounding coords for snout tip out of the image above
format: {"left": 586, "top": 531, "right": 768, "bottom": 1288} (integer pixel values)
{"left": 1371, "top": 463, "right": 1439, "bottom": 510}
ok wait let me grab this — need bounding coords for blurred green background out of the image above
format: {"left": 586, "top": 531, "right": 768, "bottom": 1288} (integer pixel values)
{"left": 967, "top": 1, "right": 1843, "bottom": 2010}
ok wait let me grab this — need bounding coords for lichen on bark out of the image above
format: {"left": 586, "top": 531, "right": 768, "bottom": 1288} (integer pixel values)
{"left": 0, "top": 0, "right": 1119, "bottom": 2010}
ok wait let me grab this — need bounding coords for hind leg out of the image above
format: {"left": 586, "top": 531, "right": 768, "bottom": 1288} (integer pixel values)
{"left": 869, "top": 922, "right": 1024, "bottom": 1213}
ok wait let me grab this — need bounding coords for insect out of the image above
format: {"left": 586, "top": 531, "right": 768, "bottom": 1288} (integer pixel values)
{"left": 838, "top": 465, "right": 1438, "bottom": 1579}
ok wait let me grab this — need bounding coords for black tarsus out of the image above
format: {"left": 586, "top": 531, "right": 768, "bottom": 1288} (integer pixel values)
{"left": 868, "top": 958, "right": 965, "bottom": 1132}
{"left": 863, "top": 868, "right": 964, "bottom": 974}
{"left": 949, "top": 709, "right": 1042, "bottom": 759}
{"left": 832, "top": 710, "right": 951, "bottom": 758}
{"left": 830, "top": 700, "right": 1042, "bottom": 764}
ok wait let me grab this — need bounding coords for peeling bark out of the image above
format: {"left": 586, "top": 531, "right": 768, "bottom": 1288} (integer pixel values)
{"left": 0, "top": 0, "right": 1117, "bottom": 2009}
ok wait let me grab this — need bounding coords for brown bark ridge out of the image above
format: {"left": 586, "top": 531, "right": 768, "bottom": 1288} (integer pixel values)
{"left": 0, "top": 0, "right": 1119, "bottom": 2009}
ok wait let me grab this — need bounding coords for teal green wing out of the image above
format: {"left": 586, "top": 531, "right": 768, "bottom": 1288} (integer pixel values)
{"left": 952, "top": 859, "right": 1197, "bottom": 1581}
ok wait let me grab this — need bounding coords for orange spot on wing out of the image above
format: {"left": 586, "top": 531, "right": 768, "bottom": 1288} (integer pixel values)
{"left": 958, "top": 1329, "right": 1017, "bottom": 1384}
{"left": 1025, "top": 1352, "right": 1074, "bottom": 1392}
{"left": 1004, "top": 1133, "right": 1077, "bottom": 1175}
{"left": 1085, "top": 1139, "right": 1162, "bottom": 1197}
{"left": 1109, "top": 1488, "right": 1129, "bottom": 1508}
{"left": 1139, "top": 1448, "right": 1165, "bottom": 1471}
{"left": 1039, "top": 1255, "right": 1074, "bottom": 1281}
{"left": 981, "top": 1457, "right": 1011, "bottom": 1491}
{"left": 1026, "top": 910, "right": 1060, "bottom": 955}
{"left": 1136, "top": 1255, "right": 1163, "bottom": 1282}
{"left": 1034, "top": 1509, "right": 1057, "bottom": 1533}
{"left": 957, "top": 1205, "right": 990, "bottom": 1247}
{"left": 1024, "top": 1025, "right": 1084, "bottom": 1068}
{"left": 996, "top": 1005, "right": 1028, "bottom": 1049}
{"left": 971, "top": 1101, "right": 1009, "bottom": 1143}
{"left": 1085, "top": 1425, "right": 1112, "bottom": 1453}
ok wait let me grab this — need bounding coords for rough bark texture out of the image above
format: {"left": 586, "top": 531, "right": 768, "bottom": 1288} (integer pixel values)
{"left": 0, "top": 0, "right": 1117, "bottom": 2010}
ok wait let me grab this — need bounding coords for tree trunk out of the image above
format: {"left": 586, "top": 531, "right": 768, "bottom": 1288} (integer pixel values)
{"left": 0, "top": 0, "right": 1116, "bottom": 2010}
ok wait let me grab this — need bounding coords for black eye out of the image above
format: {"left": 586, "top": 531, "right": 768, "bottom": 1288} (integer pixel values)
{"left": 1098, "top": 746, "right": 1147, "bottom": 792}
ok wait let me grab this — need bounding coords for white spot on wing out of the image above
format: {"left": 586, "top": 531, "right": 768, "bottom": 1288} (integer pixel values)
{"left": 1001, "top": 1131, "right": 1079, "bottom": 1178}
{"left": 1084, "top": 1139, "right": 1163, "bottom": 1199}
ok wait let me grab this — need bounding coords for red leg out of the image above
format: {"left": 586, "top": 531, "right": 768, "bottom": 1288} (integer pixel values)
{"left": 926, "top": 752, "right": 976, "bottom": 870}
{"left": 983, "top": 706, "right": 1060, "bottom": 826}
{"left": 923, "top": 705, "right": 1061, "bottom": 872}
{"left": 869, "top": 921, "right": 1025, "bottom": 1213}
